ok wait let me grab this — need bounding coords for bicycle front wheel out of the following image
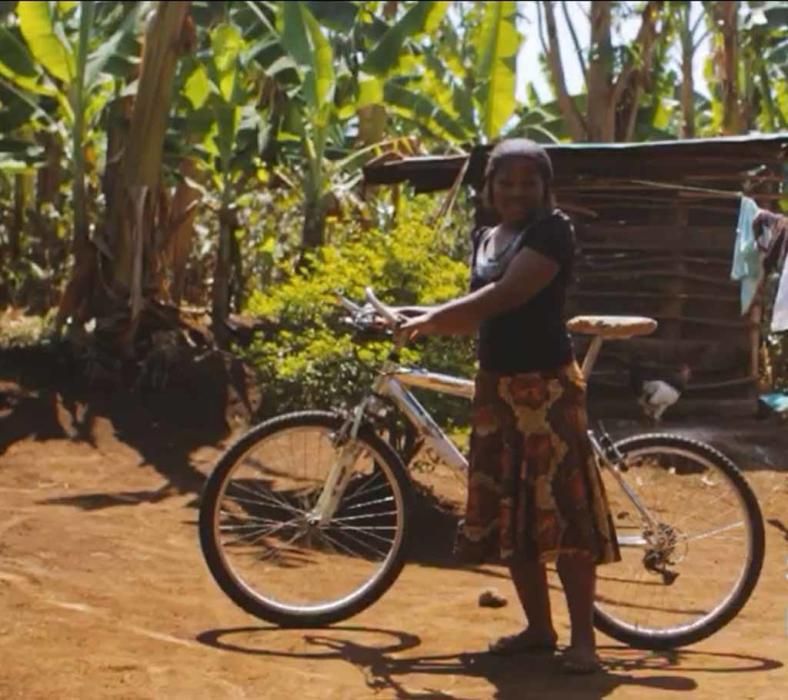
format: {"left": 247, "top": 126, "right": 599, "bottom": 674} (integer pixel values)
{"left": 594, "top": 434, "right": 765, "bottom": 649}
{"left": 199, "top": 411, "right": 412, "bottom": 627}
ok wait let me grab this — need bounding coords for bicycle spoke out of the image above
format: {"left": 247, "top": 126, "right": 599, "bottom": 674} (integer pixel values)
{"left": 315, "top": 527, "right": 373, "bottom": 560}
{"left": 323, "top": 524, "right": 391, "bottom": 560}
{"left": 206, "top": 419, "right": 407, "bottom": 615}
{"left": 330, "top": 511, "right": 399, "bottom": 523}
{"left": 668, "top": 496, "right": 742, "bottom": 534}
{"left": 343, "top": 471, "right": 387, "bottom": 503}
{"left": 223, "top": 492, "right": 294, "bottom": 514}
{"left": 596, "top": 440, "right": 758, "bottom": 645}
{"left": 344, "top": 495, "right": 396, "bottom": 512}
{"left": 221, "top": 519, "right": 298, "bottom": 548}
{"left": 328, "top": 522, "right": 397, "bottom": 547}
{"left": 255, "top": 530, "right": 310, "bottom": 563}
{"left": 219, "top": 509, "right": 291, "bottom": 527}
{"left": 229, "top": 481, "right": 303, "bottom": 517}
{"left": 680, "top": 521, "right": 745, "bottom": 543}
{"left": 219, "top": 518, "right": 294, "bottom": 531}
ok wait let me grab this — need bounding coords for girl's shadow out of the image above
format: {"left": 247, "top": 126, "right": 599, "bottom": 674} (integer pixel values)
{"left": 194, "top": 625, "right": 780, "bottom": 699}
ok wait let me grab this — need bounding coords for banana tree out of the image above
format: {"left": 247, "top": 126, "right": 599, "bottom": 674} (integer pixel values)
{"left": 537, "top": 0, "right": 667, "bottom": 142}
{"left": 52, "top": 1, "right": 195, "bottom": 352}
{"left": 670, "top": 1, "right": 711, "bottom": 138}
{"left": 360, "top": 1, "right": 524, "bottom": 144}
{"left": 225, "top": 1, "right": 526, "bottom": 258}
{"left": 706, "top": 1, "right": 744, "bottom": 134}
{"left": 243, "top": 1, "right": 436, "bottom": 252}
{"left": 0, "top": 3, "right": 72, "bottom": 266}
{"left": 177, "top": 19, "right": 270, "bottom": 324}
{"left": 0, "top": 1, "right": 145, "bottom": 279}
{"left": 278, "top": 1, "right": 337, "bottom": 250}
{"left": 701, "top": 1, "right": 787, "bottom": 135}
{"left": 739, "top": 1, "right": 788, "bottom": 132}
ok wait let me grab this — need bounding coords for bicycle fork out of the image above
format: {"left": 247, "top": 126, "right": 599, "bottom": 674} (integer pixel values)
{"left": 308, "top": 400, "right": 369, "bottom": 527}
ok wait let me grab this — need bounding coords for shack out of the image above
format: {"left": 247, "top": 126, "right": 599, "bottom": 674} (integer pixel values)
{"left": 364, "top": 134, "right": 788, "bottom": 415}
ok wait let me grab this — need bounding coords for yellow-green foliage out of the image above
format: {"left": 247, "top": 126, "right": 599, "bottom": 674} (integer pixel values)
{"left": 244, "top": 200, "right": 477, "bottom": 425}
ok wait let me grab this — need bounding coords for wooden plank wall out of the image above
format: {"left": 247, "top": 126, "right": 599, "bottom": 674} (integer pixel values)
{"left": 564, "top": 197, "right": 757, "bottom": 402}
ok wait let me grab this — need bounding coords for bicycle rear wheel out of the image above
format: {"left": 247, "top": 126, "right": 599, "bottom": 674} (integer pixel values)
{"left": 594, "top": 434, "right": 765, "bottom": 649}
{"left": 199, "top": 411, "right": 412, "bottom": 627}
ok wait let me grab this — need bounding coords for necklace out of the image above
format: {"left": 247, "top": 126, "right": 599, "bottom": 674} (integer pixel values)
{"left": 483, "top": 225, "right": 523, "bottom": 261}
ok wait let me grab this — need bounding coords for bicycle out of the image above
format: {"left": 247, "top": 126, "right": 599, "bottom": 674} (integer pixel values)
{"left": 198, "top": 288, "right": 765, "bottom": 650}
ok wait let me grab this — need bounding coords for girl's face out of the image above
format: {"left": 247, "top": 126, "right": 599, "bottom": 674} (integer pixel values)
{"left": 490, "top": 157, "right": 545, "bottom": 224}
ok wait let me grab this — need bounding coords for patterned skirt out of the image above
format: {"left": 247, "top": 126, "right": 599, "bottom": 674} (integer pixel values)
{"left": 455, "top": 361, "right": 621, "bottom": 566}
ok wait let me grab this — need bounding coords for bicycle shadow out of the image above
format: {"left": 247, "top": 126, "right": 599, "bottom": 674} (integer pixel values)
{"left": 194, "top": 624, "right": 782, "bottom": 699}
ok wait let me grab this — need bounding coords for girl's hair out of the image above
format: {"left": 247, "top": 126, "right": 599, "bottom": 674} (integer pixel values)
{"left": 481, "top": 138, "right": 556, "bottom": 211}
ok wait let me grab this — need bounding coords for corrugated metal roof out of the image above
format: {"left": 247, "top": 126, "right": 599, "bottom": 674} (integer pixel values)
{"left": 363, "top": 133, "right": 788, "bottom": 193}
{"left": 526, "top": 132, "right": 788, "bottom": 151}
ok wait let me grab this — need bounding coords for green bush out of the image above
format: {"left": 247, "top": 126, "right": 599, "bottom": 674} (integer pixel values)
{"left": 243, "top": 198, "right": 477, "bottom": 428}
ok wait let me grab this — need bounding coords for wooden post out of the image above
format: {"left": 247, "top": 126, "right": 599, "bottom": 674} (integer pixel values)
{"left": 749, "top": 302, "right": 762, "bottom": 396}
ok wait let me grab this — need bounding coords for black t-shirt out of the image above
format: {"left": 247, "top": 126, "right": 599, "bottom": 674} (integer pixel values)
{"left": 469, "top": 210, "right": 576, "bottom": 373}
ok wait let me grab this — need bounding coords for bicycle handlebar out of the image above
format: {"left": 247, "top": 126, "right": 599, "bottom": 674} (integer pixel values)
{"left": 335, "top": 293, "right": 363, "bottom": 315}
{"left": 364, "top": 287, "right": 402, "bottom": 327}
{"left": 334, "top": 288, "right": 408, "bottom": 351}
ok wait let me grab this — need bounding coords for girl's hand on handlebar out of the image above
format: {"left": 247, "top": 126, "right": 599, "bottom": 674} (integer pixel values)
{"left": 394, "top": 312, "right": 439, "bottom": 344}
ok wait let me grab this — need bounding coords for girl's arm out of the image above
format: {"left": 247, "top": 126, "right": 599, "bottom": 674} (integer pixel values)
{"left": 392, "top": 306, "right": 437, "bottom": 317}
{"left": 400, "top": 247, "right": 560, "bottom": 337}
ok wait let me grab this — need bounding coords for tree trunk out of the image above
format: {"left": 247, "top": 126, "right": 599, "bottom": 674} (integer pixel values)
{"left": 541, "top": 1, "right": 587, "bottom": 141}
{"left": 55, "top": 2, "right": 193, "bottom": 348}
{"left": 72, "top": 0, "right": 93, "bottom": 255}
{"left": 301, "top": 194, "right": 325, "bottom": 251}
{"left": 102, "top": 97, "right": 134, "bottom": 214}
{"left": 10, "top": 174, "right": 25, "bottom": 261}
{"left": 585, "top": 1, "right": 615, "bottom": 141}
{"left": 542, "top": 0, "right": 663, "bottom": 143}
{"left": 109, "top": 2, "right": 191, "bottom": 293}
{"left": 163, "top": 159, "right": 201, "bottom": 306}
{"left": 680, "top": 54, "right": 695, "bottom": 138}
{"left": 212, "top": 203, "right": 234, "bottom": 331}
{"left": 30, "top": 131, "right": 63, "bottom": 273}
{"left": 713, "top": 2, "right": 743, "bottom": 135}
{"left": 230, "top": 218, "right": 244, "bottom": 313}
{"left": 679, "top": 3, "right": 696, "bottom": 138}
{"left": 613, "top": 1, "right": 662, "bottom": 141}
{"left": 53, "top": 95, "right": 133, "bottom": 333}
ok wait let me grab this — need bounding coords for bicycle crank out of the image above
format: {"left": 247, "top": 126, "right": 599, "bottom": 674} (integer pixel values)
{"left": 642, "top": 523, "right": 684, "bottom": 585}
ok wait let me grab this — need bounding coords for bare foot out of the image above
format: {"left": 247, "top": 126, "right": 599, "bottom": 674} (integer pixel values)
{"left": 561, "top": 646, "right": 601, "bottom": 674}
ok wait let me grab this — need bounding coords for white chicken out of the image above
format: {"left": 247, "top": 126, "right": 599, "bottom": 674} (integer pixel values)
{"left": 629, "top": 361, "right": 691, "bottom": 422}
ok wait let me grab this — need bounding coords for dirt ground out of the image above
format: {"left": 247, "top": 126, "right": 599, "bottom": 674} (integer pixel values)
{"left": 0, "top": 375, "right": 786, "bottom": 699}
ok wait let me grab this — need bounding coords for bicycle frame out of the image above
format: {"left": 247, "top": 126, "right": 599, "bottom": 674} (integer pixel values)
{"left": 310, "top": 289, "right": 659, "bottom": 538}
{"left": 375, "top": 368, "right": 472, "bottom": 473}
{"left": 313, "top": 359, "right": 658, "bottom": 541}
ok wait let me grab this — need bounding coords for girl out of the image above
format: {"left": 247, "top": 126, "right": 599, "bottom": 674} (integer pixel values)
{"left": 396, "top": 139, "right": 620, "bottom": 674}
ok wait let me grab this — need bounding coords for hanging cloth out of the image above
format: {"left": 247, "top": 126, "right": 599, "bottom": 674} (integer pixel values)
{"left": 771, "top": 257, "right": 788, "bottom": 333}
{"left": 730, "top": 196, "right": 763, "bottom": 315}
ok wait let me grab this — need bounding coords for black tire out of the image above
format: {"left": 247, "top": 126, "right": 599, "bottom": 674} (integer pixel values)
{"left": 199, "top": 410, "right": 413, "bottom": 628}
{"left": 593, "top": 433, "right": 765, "bottom": 650}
